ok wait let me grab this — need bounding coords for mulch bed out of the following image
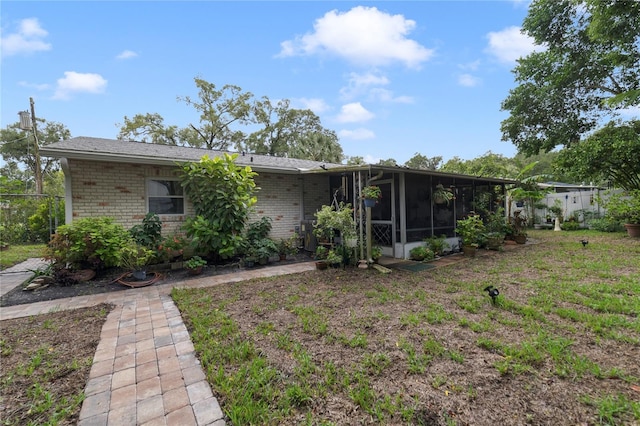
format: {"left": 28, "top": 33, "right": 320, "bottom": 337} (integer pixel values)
{"left": 0, "top": 253, "right": 315, "bottom": 308}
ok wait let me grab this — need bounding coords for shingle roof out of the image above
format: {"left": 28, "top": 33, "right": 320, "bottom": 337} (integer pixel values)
{"left": 40, "top": 137, "right": 342, "bottom": 173}
{"left": 40, "top": 136, "right": 516, "bottom": 184}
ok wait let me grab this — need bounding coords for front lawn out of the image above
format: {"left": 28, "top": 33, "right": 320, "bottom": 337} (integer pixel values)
{"left": 0, "top": 244, "right": 46, "bottom": 270}
{"left": 172, "top": 230, "right": 640, "bottom": 425}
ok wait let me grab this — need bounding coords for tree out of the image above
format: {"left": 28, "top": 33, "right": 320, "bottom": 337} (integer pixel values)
{"left": 440, "top": 152, "right": 517, "bottom": 178}
{"left": 404, "top": 153, "right": 442, "bottom": 170}
{"left": 287, "top": 131, "right": 343, "bottom": 163}
{"left": 346, "top": 156, "right": 365, "bottom": 165}
{"left": 555, "top": 120, "right": 640, "bottom": 190}
{"left": 118, "top": 78, "right": 343, "bottom": 161}
{"left": 0, "top": 119, "right": 70, "bottom": 194}
{"left": 245, "top": 97, "right": 343, "bottom": 162}
{"left": 378, "top": 158, "right": 397, "bottom": 166}
{"left": 500, "top": 0, "right": 640, "bottom": 155}
{"left": 119, "top": 79, "right": 255, "bottom": 150}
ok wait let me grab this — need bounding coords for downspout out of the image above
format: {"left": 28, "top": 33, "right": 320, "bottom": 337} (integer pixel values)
{"left": 61, "top": 158, "right": 73, "bottom": 224}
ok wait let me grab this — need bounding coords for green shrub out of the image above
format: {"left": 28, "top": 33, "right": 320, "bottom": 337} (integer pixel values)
{"left": 560, "top": 220, "right": 581, "bottom": 231}
{"left": 181, "top": 154, "right": 258, "bottom": 259}
{"left": 28, "top": 198, "right": 65, "bottom": 243}
{"left": 409, "top": 246, "right": 434, "bottom": 261}
{"left": 129, "top": 213, "right": 162, "bottom": 248}
{"left": 589, "top": 218, "right": 625, "bottom": 233}
{"left": 424, "top": 235, "right": 446, "bottom": 256}
{"left": 45, "top": 217, "right": 132, "bottom": 270}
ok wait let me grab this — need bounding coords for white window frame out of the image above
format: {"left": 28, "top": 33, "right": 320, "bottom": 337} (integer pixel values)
{"left": 146, "top": 178, "right": 185, "bottom": 215}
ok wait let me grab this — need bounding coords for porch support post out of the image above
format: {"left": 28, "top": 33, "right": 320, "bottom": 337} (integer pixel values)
{"left": 366, "top": 204, "right": 372, "bottom": 264}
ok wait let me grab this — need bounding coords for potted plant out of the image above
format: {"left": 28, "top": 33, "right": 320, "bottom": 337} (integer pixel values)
{"left": 484, "top": 207, "right": 507, "bottom": 250}
{"left": 456, "top": 213, "right": 485, "bottom": 256}
{"left": 362, "top": 185, "right": 382, "bottom": 207}
{"left": 371, "top": 245, "right": 382, "bottom": 262}
{"left": 326, "top": 249, "right": 343, "bottom": 267}
{"left": 255, "top": 238, "right": 278, "bottom": 264}
{"left": 424, "top": 235, "right": 447, "bottom": 257}
{"left": 120, "top": 243, "right": 154, "bottom": 280}
{"left": 509, "top": 211, "right": 528, "bottom": 244}
{"left": 409, "top": 245, "right": 434, "bottom": 261}
{"left": 277, "top": 235, "right": 299, "bottom": 261}
{"left": 433, "top": 184, "right": 454, "bottom": 205}
{"left": 184, "top": 255, "right": 207, "bottom": 275}
{"left": 313, "top": 203, "right": 356, "bottom": 245}
{"left": 604, "top": 190, "right": 640, "bottom": 237}
{"left": 315, "top": 245, "right": 328, "bottom": 270}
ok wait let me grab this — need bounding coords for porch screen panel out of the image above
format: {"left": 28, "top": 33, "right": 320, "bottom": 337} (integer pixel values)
{"left": 405, "top": 174, "right": 432, "bottom": 242}
{"left": 148, "top": 180, "right": 184, "bottom": 215}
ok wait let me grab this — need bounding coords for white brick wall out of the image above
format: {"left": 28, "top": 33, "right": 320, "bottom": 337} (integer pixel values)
{"left": 67, "top": 160, "right": 330, "bottom": 239}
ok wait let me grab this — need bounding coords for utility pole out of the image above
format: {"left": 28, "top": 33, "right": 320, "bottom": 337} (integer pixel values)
{"left": 18, "top": 97, "right": 43, "bottom": 194}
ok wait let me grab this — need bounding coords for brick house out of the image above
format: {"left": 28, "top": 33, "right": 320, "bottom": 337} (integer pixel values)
{"left": 41, "top": 137, "right": 514, "bottom": 259}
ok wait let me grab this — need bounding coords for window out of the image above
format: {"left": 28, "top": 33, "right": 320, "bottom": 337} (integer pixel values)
{"left": 147, "top": 179, "right": 184, "bottom": 215}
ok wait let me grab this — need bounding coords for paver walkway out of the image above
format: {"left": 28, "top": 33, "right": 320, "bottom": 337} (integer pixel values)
{"left": 1, "top": 261, "right": 316, "bottom": 425}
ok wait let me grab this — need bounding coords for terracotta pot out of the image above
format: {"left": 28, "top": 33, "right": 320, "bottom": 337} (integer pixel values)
{"left": 513, "top": 235, "right": 527, "bottom": 244}
{"left": 187, "top": 266, "right": 203, "bottom": 276}
{"left": 624, "top": 223, "right": 640, "bottom": 238}
{"left": 315, "top": 261, "right": 328, "bottom": 270}
{"left": 462, "top": 245, "right": 477, "bottom": 257}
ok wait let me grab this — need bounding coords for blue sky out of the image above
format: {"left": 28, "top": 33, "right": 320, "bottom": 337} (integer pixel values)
{"left": 1, "top": 1, "right": 541, "bottom": 165}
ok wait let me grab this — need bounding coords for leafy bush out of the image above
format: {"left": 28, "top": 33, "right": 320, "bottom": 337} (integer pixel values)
{"left": 28, "top": 198, "right": 65, "bottom": 243}
{"left": 409, "top": 246, "right": 435, "bottom": 261}
{"left": 181, "top": 154, "right": 258, "bottom": 259}
{"left": 424, "top": 235, "right": 447, "bottom": 256}
{"left": 560, "top": 220, "right": 581, "bottom": 231}
{"left": 129, "top": 213, "right": 162, "bottom": 248}
{"left": 45, "top": 217, "right": 132, "bottom": 270}
{"left": 588, "top": 218, "right": 625, "bottom": 233}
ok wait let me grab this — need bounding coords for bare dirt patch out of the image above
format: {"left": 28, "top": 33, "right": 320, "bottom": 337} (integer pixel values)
{"left": 0, "top": 304, "right": 113, "bottom": 425}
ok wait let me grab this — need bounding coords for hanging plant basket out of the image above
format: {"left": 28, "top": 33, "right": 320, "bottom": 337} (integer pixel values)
{"left": 363, "top": 198, "right": 377, "bottom": 208}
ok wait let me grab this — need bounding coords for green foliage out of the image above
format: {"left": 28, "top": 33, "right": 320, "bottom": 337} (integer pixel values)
{"left": 556, "top": 120, "right": 640, "bottom": 191}
{"left": 603, "top": 190, "right": 640, "bottom": 225}
{"left": 129, "top": 213, "right": 162, "bottom": 248}
{"left": 313, "top": 203, "right": 356, "bottom": 242}
{"left": 45, "top": 217, "right": 132, "bottom": 270}
{"left": 456, "top": 213, "right": 485, "bottom": 246}
{"left": 361, "top": 186, "right": 382, "bottom": 200}
{"left": 0, "top": 196, "right": 64, "bottom": 244}
{"left": 588, "top": 218, "right": 624, "bottom": 233}
{"left": 409, "top": 246, "right": 434, "bottom": 261}
{"left": 277, "top": 235, "right": 299, "bottom": 256}
{"left": 181, "top": 154, "right": 258, "bottom": 259}
{"left": 185, "top": 255, "right": 207, "bottom": 269}
{"left": 119, "top": 242, "right": 154, "bottom": 270}
{"left": 424, "top": 235, "right": 447, "bottom": 256}
{"left": 432, "top": 184, "right": 454, "bottom": 205}
{"left": 500, "top": 0, "right": 640, "bottom": 155}
{"left": 27, "top": 197, "right": 65, "bottom": 243}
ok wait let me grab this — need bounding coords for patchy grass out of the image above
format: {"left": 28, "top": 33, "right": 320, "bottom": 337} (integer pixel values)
{"left": 0, "top": 244, "right": 46, "bottom": 270}
{"left": 0, "top": 304, "right": 113, "bottom": 425}
{"left": 173, "top": 230, "right": 640, "bottom": 425}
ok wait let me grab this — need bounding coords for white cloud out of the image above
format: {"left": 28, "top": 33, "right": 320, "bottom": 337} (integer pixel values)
{"left": 116, "top": 50, "right": 138, "bottom": 60}
{"left": 0, "top": 18, "right": 51, "bottom": 57}
{"left": 278, "top": 6, "right": 434, "bottom": 69}
{"left": 336, "top": 102, "right": 374, "bottom": 123}
{"left": 338, "top": 128, "right": 376, "bottom": 140}
{"left": 485, "top": 26, "right": 542, "bottom": 64}
{"left": 296, "top": 97, "right": 330, "bottom": 114}
{"left": 53, "top": 71, "right": 108, "bottom": 100}
{"left": 369, "top": 88, "right": 413, "bottom": 103}
{"left": 340, "top": 71, "right": 389, "bottom": 100}
{"left": 18, "top": 81, "right": 50, "bottom": 91}
{"left": 459, "top": 60, "right": 481, "bottom": 71}
{"left": 458, "top": 74, "right": 481, "bottom": 87}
